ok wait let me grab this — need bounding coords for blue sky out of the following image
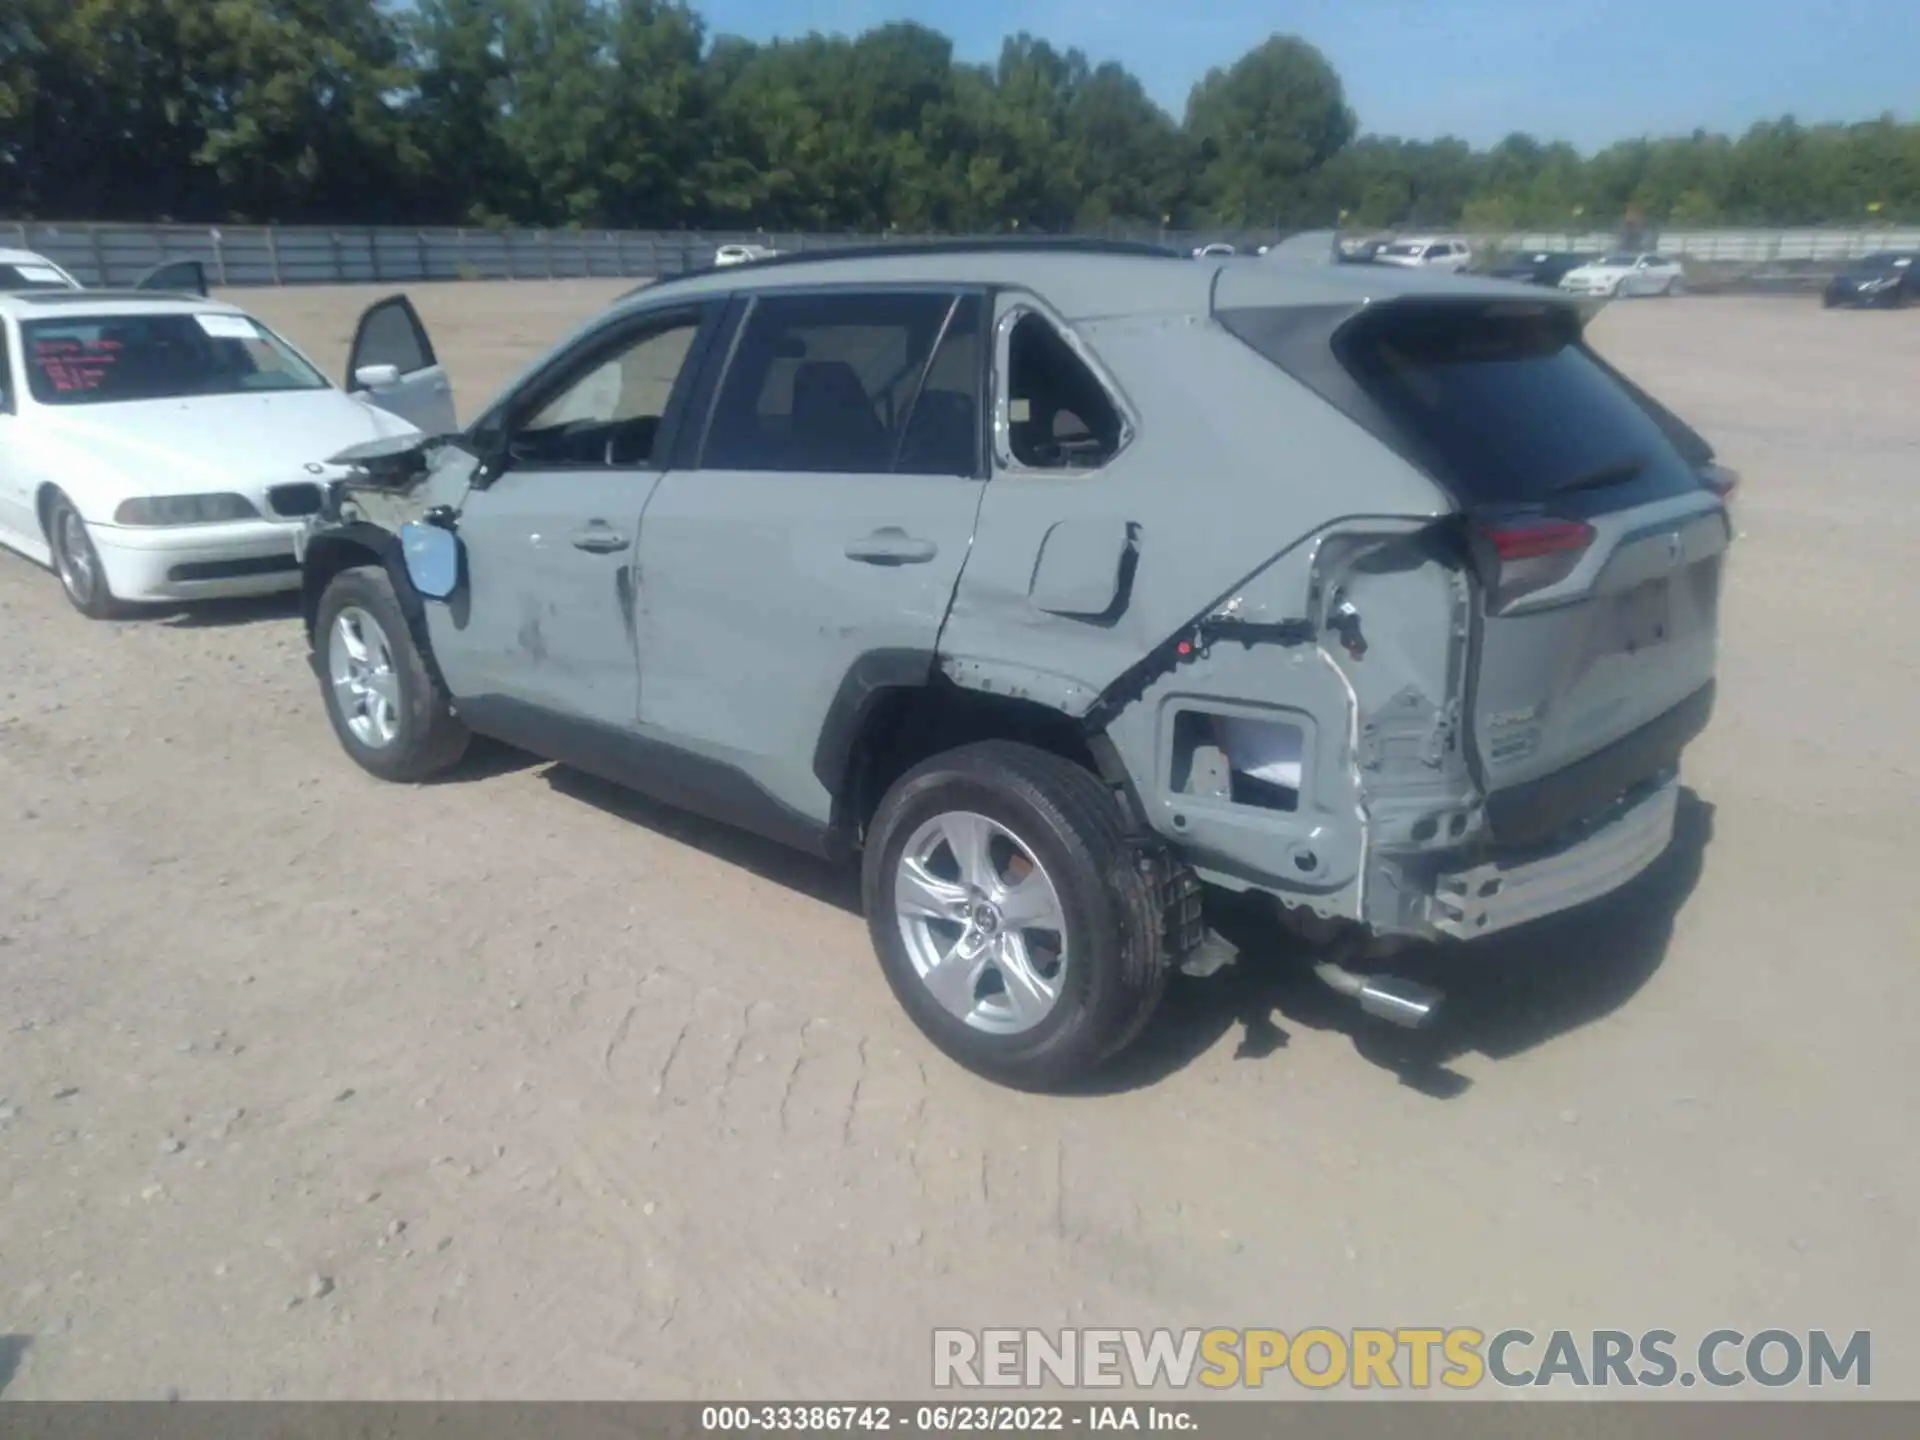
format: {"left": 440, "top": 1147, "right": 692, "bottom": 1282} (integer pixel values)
{"left": 693, "top": 0, "right": 1920, "bottom": 151}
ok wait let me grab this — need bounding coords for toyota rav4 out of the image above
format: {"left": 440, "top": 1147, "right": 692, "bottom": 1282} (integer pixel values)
{"left": 298, "top": 239, "right": 1732, "bottom": 1090}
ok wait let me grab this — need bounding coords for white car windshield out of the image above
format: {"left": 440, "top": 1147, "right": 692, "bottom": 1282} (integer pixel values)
{"left": 1596, "top": 254, "right": 1638, "bottom": 266}
{"left": 1381, "top": 243, "right": 1424, "bottom": 257}
{"left": 21, "top": 312, "right": 328, "bottom": 407}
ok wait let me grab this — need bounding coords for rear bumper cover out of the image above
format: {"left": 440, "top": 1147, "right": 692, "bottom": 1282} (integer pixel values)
{"left": 1484, "top": 681, "right": 1714, "bottom": 849}
{"left": 1426, "top": 772, "right": 1679, "bottom": 939}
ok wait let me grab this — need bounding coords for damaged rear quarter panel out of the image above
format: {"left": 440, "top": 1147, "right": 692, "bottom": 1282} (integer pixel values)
{"left": 937, "top": 309, "right": 1468, "bottom": 924}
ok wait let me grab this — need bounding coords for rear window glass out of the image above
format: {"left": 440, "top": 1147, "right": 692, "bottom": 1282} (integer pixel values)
{"left": 1331, "top": 304, "right": 1703, "bottom": 507}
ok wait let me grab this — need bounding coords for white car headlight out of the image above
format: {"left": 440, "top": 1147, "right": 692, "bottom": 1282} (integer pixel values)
{"left": 113, "top": 493, "right": 261, "bottom": 526}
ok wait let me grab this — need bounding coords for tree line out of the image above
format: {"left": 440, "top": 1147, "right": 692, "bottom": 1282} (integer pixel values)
{"left": 4, "top": 0, "right": 1918, "bottom": 232}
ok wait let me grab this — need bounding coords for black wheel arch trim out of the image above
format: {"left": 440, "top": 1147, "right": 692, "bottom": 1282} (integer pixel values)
{"left": 301, "top": 520, "right": 456, "bottom": 702}
{"left": 811, "top": 647, "right": 941, "bottom": 798}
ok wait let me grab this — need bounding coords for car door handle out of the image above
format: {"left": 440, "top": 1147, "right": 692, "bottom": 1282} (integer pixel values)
{"left": 845, "top": 528, "right": 938, "bottom": 565}
{"left": 570, "top": 522, "right": 631, "bottom": 554}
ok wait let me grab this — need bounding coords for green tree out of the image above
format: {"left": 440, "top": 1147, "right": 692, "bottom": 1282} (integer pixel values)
{"left": 405, "top": 0, "right": 521, "bottom": 224}
{"left": 1184, "top": 35, "right": 1355, "bottom": 226}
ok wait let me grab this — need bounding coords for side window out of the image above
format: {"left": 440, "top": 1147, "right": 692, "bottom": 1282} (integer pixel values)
{"left": 1005, "top": 313, "right": 1124, "bottom": 471}
{"left": 509, "top": 313, "right": 703, "bottom": 469}
{"left": 702, "top": 290, "right": 958, "bottom": 474}
{"left": 356, "top": 300, "right": 432, "bottom": 376}
{"left": 894, "top": 295, "right": 982, "bottom": 476}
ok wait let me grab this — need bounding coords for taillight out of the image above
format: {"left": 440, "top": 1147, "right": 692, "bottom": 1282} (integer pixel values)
{"left": 1702, "top": 462, "right": 1739, "bottom": 500}
{"left": 1469, "top": 515, "right": 1595, "bottom": 610}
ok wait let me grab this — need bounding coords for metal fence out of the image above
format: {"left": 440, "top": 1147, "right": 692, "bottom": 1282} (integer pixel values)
{"left": 1497, "top": 227, "right": 1920, "bottom": 262}
{"left": 7, "top": 219, "right": 1919, "bottom": 289}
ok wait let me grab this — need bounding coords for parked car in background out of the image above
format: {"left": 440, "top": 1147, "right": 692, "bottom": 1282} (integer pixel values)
{"left": 1559, "top": 253, "right": 1686, "bottom": 298}
{"left": 0, "top": 248, "right": 84, "bottom": 292}
{"left": 1, "top": 251, "right": 210, "bottom": 297}
{"left": 1822, "top": 251, "right": 1918, "bottom": 309}
{"left": 296, "top": 237, "right": 1732, "bottom": 1091}
{"left": 714, "top": 243, "right": 778, "bottom": 268}
{"left": 1192, "top": 242, "right": 1237, "bottom": 258}
{"left": 0, "top": 288, "right": 449, "bottom": 617}
{"left": 1374, "top": 237, "right": 1474, "bottom": 271}
{"left": 1338, "top": 236, "right": 1394, "bottom": 263}
{"left": 1485, "top": 250, "right": 1598, "bottom": 288}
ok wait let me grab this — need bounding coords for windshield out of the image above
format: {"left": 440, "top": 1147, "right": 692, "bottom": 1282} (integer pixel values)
{"left": 21, "top": 311, "right": 329, "bottom": 406}
{"left": 0, "top": 262, "right": 78, "bottom": 292}
{"left": 1381, "top": 243, "right": 1424, "bottom": 257}
{"left": 1596, "top": 254, "right": 1638, "bottom": 267}
{"left": 1854, "top": 252, "right": 1914, "bottom": 269}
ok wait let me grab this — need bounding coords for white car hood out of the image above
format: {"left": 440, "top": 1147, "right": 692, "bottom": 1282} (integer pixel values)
{"left": 1567, "top": 263, "right": 1632, "bottom": 279}
{"left": 33, "top": 390, "right": 421, "bottom": 498}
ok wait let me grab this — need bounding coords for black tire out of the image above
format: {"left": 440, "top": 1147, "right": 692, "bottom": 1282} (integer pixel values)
{"left": 862, "top": 741, "right": 1170, "bottom": 1091}
{"left": 314, "top": 564, "right": 469, "bottom": 782}
{"left": 44, "top": 490, "right": 129, "bottom": 620}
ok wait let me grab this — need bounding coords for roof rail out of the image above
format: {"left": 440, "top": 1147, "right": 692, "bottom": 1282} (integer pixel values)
{"left": 11, "top": 288, "right": 215, "bottom": 305}
{"left": 629, "top": 235, "right": 1187, "bottom": 297}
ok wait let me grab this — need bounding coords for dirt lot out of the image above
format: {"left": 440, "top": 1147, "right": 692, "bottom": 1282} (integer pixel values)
{"left": 2, "top": 286, "right": 1916, "bottom": 1400}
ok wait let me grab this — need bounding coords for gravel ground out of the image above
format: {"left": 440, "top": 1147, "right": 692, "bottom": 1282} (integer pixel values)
{"left": 1, "top": 287, "right": 1916, "bottom": 1400}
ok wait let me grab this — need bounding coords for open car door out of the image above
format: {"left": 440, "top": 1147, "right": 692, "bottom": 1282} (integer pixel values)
{"left": 133, "top": 259, "right": 208, "bottom": 296}
{"left": 345, "top": 294, "right": 458, "bottom": 435}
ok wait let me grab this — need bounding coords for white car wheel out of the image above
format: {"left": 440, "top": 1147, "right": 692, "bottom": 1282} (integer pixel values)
{"left": 45, "top": 490, "right": 127, "bottom": 620}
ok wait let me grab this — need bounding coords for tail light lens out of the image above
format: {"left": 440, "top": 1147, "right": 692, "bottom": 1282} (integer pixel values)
{"left": 1468, "top": 515, "right": 1595, "bottom": 611}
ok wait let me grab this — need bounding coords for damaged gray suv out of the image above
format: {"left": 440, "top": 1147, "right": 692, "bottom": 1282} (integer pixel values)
{"left": 300, "top": 238, "right": 1732, "bottom": 1090}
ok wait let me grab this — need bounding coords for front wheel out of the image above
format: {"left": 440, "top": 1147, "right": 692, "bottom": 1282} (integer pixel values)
{"left": 45, "top": 490, "right": 128, "bottom": 620}
{"left": 315, "top": 565, "right": 469, "bottom": 782}
{"left": 862, "top": 741, "right": 1170, "bottom": 1091}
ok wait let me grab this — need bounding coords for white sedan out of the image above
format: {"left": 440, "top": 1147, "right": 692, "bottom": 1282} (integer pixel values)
{"left": 1558, "top": 252, "right": 1687, "bottom": 298}
{"left": 0, "top": 289, "right": 457, "bottom": 618}
{"left": 713, "top": 243, "right": 778, "bottom": 268}
{"left": 0, "top": 247, "right": 84, "bottom": 292}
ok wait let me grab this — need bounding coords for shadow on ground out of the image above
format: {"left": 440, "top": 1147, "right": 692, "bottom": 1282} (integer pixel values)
{"left": 157, "top": 592, "right": 304, "bottom": 629}
{"left": 542, "top": 763, "right": 862, "bottom": 917}
{"left": 0, "top": 1334, "right": 29, "bottom": 1396}
{"left": 1088, "top": 788, "right": 1718, "bottom": 1098}
{"left": 486, "top": 747, "right": 1713, "bottom": 1099}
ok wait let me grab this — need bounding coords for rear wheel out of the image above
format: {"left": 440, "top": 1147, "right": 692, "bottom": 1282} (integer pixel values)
{"left": 316, "top": 565, "right": 469, "bottom": 782}
{"left": 862, "top": 741, "right": 1169, "bottom": 1091}
{"left": 45, "top": 490, "right": 128, "bottom": 620}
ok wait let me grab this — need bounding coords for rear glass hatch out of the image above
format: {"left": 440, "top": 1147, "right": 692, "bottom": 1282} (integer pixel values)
{"left": 1217, "top": 288, "right": 1729, "bottom": 847}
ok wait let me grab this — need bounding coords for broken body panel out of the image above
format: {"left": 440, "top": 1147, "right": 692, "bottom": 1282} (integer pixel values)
{"left": 304, "top": 257, "right": 1726, "bottom": 952}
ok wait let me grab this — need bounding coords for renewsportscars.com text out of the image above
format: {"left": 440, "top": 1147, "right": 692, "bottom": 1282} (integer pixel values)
{"left": 932, "top": 1327, "right": 1872, "bottom": 1391}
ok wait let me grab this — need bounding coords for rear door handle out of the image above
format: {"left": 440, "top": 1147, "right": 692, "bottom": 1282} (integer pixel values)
{"left": 845, "top": 528, "right": 938, "bottom": 565}
{"left": 570, "top": 522, "right": 631, "bottom": 554}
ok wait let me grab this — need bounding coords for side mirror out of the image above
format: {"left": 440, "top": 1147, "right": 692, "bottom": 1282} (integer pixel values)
{"left": 353, "top": 362, "right": 402, "bottom": 391}
{"left": 399, "top": 520, "right": 461, "bottom": 600}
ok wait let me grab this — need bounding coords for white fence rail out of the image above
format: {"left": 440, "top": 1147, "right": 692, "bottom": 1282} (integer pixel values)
{"left": 7, "top": 220, "right": 1918, "bottom": 288}
{"left": 1496, "top": 228, "right": 1920, "bottom": 262}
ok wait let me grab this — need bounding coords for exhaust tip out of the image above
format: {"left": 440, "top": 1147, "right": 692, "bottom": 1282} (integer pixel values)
{"left": 1357, "top": 977, "right": 1444, "bottom": 1030}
